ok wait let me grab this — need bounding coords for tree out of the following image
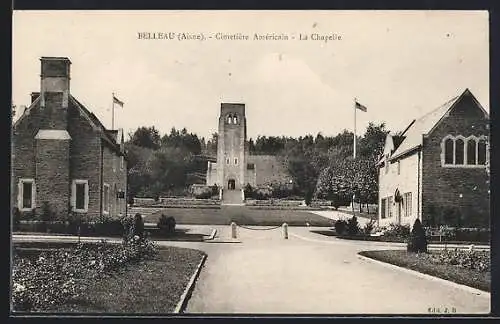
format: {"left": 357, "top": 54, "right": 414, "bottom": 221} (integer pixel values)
{"left": 129, "top": 126, "right": 161, "bottom": 149}
{"left": 205, "top": 132, "right": 218, "bottom": 156}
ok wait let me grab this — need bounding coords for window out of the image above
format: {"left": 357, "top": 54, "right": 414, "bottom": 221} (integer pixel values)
{"left": 467, "top": 139, "right": 476, "bottom": 165}
{"left": 120, "top": 156, "right": 124, "bottom": 170}
{"left": 381, "top": 198, "right": 387, "bottom": 219}
{"left": 455, "top": 138, "right": 464, "bottom": 165}
{"left": 234, "top": 158, "right": 238, "bottom": 165}
{"left": 227, "top": 115, "right": 232, "bottom": 124}
{"left": 397, "top": 160, "right": 401, "bottom": 175}
{"left": 442, "top": 135, "right": 487, "bottom": 168}
{"left": 18, "top": 179, "right": 35, "bottom": 211}
{"left": 226, "top": 158, "right": 230, "bottom": 165}
{"left": 388, "top": 196, "right": 393, "bottom": 218}
{"left": 444, "top": 138, "right": 454, "bottom": 164}
{"left": 478, "top": 139, "right": 487, "bottom": 165}
{"left": 233, "top": 115, "right": 238, "bottom": 124}
{"left": 71, "top": 180, "right": 89, "bottom": 212}
{"left": 103, "top": 183, "right": 110, "bottom": 214}
{"left": 403, "top": 192, "right": 412, "bottom": 217}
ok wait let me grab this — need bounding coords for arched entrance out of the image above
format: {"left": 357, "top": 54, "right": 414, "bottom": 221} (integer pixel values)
{"left": 228, "top": 179, "right": 236, "bottom": 190}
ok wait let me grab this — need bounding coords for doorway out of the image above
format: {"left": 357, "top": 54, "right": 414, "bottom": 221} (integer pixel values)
{"left": 228, "top": 179, "right": 236, "bottom": 190}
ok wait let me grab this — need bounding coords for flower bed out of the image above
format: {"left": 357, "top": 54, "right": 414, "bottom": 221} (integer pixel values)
{"left": 359, "top": 249, "right": 490, "bottom": 292}
{"left": 11, "top": 237, "right": 157, "bottom": 312}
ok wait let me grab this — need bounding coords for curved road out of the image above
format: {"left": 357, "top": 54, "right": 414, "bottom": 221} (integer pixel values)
{"left": 177, "top": 226, "right": 490, "bottom": 315}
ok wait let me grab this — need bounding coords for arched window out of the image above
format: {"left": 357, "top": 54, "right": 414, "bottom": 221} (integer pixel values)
{"left": 227, "top": 115, "right": 232, "bottom": 124}
{"left": 455, "top": 138, "right": 464, "bottom": 165}
{"left": 444, "top": 138, "right": 454, "bottom": 164}
{"left": 467, "top": 139, "right": 476, "bottom": 165}
{"left": 478, "top": 139, "right": 487, "bottom": 165}
{"left": 233, "top": 115, "right": 238, "bottom": 124}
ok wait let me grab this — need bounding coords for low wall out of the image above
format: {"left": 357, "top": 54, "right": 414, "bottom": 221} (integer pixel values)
{"left": 245, "top": 199, "right": 304, "bottom": 207}
{"left": 133, "top": 197, "right": 220, "bottom": 207}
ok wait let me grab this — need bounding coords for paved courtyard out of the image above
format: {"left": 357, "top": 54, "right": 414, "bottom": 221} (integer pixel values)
{"left": 161, "top": 225, "right": 490, "bottom": 315}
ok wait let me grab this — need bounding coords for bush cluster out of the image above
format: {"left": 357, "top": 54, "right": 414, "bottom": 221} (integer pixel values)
{"left": 334, "top": 219, "right": 347, "bottom": 235}
{"left": 11, "top": 237, "right": 158, "bottom": 312}
{"left": 334, "top": 216, "right": 360, "bottom": 235}
{"left": 427, "top": 248, "right": 490, "bottom": 272}
{"left": 157, "top": 214, "right": 176, "bottom": 235}
{"left": 384, "top": 223, "right": 411, "bottom": 239}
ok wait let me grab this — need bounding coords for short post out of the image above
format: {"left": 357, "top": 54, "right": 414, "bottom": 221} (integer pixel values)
{"left": 231, "top": 222, "right": 237, "bottom": 239}
{"left": 282, "top": 222, "right": 288, "bottom": 239}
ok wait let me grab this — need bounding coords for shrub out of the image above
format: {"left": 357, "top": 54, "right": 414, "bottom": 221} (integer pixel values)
{"left": 133, "top": 213, "right": 145, "bottom": 238}
{"left": 454, "top": 228, "right": 490, "bottom": 243}
{"left": 347, "top": 215, "right": 360, "bottom": 236}
{"left": 334, "top": 219, "right": 347, "bottom": 235}
{"left": 157, "top": 214, "right": 176, "bottom": 234}
{"left": 121, "top": 215, "right": 135, "bottom": 241}
{"left": 94, "top": 218, "right": 124, "bottom": 236}
{"left": 244, "top": 183, "right": 254, "bottom": 199}
{"left": 407, "top": 219, "right": 428, "bottom": 253}
{"left": 363, "top": 218, "right": 376, "bottom": 235}
{"left": 384, "top": 223, "right": 411, "bottom": 239}
{"left": 211, "top": 184, "right": 220, "bottom": 197}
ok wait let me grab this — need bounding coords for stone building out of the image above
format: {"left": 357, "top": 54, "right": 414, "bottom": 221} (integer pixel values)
{"left": 377, "top": 89, "right": 489, "bottom": 228}
{"left": 206, "top": 103, "right": 291, "bottom": 192}
{"left": 11, "top": 57, "right": 127, "bottom": 221}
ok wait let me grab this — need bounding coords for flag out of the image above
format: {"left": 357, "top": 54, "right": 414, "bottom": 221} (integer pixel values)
{"left": 113, "top": 95, "right": 124, "bottom": 108}
{"left": 355, "top": 101, "right": 367, "bottom": 112}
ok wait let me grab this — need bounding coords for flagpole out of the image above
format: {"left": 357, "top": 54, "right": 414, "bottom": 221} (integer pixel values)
{"left": 112, "top": 92, "right": 115, "bottom": 130}
{"left": 354, "top": 97, "right": 357, "bottom": 159}
{"left": 352, "top": 97, "right": 357, "bottom": 213}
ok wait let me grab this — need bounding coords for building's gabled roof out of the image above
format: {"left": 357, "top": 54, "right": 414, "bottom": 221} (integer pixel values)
{"left": 389, "top": 89, "right": 488, "bottom": 161}
{"left": 70, "top": 95, "right": 126, "bottom": 157}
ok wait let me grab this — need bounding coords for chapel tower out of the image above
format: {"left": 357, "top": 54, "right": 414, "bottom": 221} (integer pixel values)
{"left": 216, "top": 103, "right": 247, "bottom": 190}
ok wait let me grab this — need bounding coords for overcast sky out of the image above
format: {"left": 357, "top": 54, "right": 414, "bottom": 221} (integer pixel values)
{"left": 12, "top": 10, "right": 489, "bottom": 140}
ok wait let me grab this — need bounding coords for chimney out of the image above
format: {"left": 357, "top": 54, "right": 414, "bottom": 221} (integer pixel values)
{"left": 40, "top": 57, "right": 71, "bottom": 109}
{"left": 31, "top": 92, "right": 40, "bottom": 103}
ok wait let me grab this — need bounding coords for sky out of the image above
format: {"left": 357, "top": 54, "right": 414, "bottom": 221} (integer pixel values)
{"left": 12, "top": 10, "right": 489, "bottom": 141}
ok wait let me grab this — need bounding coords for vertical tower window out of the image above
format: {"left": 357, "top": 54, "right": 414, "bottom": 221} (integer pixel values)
{"left": 233, "top": 115, "right": 238, "bottom": 124}
{"left": 234, "top": 158, "right": 238, "bottom": 165}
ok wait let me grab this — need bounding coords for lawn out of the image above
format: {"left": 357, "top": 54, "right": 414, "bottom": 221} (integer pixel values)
{"left": 359, "top": 250, "right": 490, "bottom": 292}
{"left": 12, "top": 243, "right": 206, "bottom": 314}
{"left": 312, "top": 229, "right": 490, "bottom": 245}
{"left": 145, "top": 206, "right": 334, "bottom": 227}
